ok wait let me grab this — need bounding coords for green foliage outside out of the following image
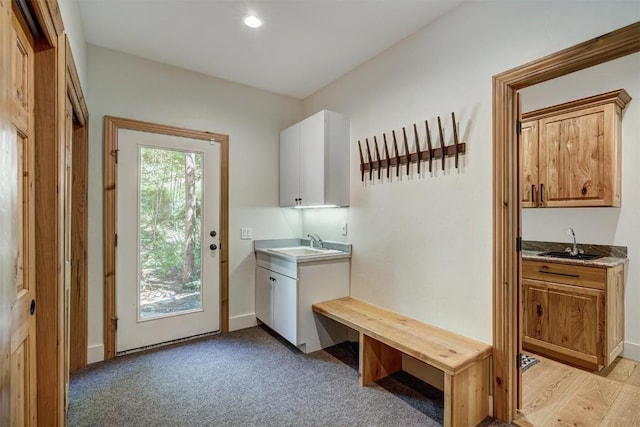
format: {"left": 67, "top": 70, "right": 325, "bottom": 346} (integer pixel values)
{"left": 139, "top": 146, "right": 202, "bottom": 299}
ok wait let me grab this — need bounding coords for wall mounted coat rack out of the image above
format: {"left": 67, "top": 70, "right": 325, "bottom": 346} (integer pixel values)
{"left": 357, "top": 112, "right": 467, "bottom": 182}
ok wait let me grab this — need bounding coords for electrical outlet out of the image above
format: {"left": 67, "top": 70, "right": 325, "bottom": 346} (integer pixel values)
{"left": 341, "top": 223, "right": 348, "bottom": 236}
{"left": 241, "top": 227, "right": 253, "bottom": 240}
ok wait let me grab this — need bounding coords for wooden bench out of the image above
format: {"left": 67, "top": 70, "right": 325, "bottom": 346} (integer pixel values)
{"left": 312, "top": 297, "right": 492, "bottom": 427}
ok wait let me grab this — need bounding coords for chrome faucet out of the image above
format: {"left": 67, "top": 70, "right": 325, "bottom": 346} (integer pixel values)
{"left": 565, "top": 228, "right": 583, "bottom": 256}
{"left": 307, "top": 234, "right": 324, "bottom": 249}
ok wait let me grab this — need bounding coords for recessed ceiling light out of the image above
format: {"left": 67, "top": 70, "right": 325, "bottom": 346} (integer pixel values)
{"left": 244, "top": 15, "right": 262, "bottom": 29}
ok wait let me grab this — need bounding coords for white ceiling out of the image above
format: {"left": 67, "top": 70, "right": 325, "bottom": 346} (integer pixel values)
{"left": 78, "top": 1, "right": 464, "bottom": 99}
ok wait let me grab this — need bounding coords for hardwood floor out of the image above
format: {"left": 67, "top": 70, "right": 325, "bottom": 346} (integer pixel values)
{"left": 515, "top": 354, "right": 640, "bottom": 426}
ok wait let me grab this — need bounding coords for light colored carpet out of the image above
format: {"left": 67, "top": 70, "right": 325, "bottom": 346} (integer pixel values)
{"left": 68, "top": 326, "right": 508, "bottom": 426}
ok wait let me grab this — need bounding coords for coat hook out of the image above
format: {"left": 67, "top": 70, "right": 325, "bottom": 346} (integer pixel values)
{"left": 357, "top": 140, "right": 365, "bottom": 182}
{"left": 425, "top": 120, "right": 433, "bottom": 173}
{"left": 365, "top": 138, "right": 373, "bottom": 181}
{"left": 374, "top": 136, "right": 382, "bottom": 180}
{"left": 402, "top": 127, "right": 410, "bottom": 176}
{"left": 392, "top": 130, "right": 400, "bottom": 177}
{"left": 451, "top": 112, "right": 460, "bottom": 169}
{"left": 383, "top": 133, "right": 391, "bottom": 179}
{"left": 437, "top": 116, "right": 446, "bottom": 171}
{"left": 413, "top": 123, "right": 421, "bottom": 174}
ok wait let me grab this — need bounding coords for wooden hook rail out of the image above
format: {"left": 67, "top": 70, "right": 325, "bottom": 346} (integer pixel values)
{"left": 357, "top": 112, "right": 466, "bottom": 182}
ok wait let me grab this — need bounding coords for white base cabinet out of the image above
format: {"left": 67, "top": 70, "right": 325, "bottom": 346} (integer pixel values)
{"left": 255, "top": 252, "right": 350, "bottom": 353}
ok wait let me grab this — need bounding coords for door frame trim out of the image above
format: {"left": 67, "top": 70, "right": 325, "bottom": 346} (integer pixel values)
{"left": 492, "top": 21, "right": 640, "bottom": 422}
{"left": 103, "top": 116, "right": 229, "bottom": 360}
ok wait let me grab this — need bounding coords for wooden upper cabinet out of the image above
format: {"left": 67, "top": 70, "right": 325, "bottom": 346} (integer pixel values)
{"left": 521, "top": 89, "right": 630, "bottom": 208}
{"left": 520, "top": 120, "right": 539, "bottom": 208}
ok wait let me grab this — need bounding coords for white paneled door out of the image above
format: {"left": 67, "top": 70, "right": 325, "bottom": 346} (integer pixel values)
{"left": 116, "top": 129, "right": 220, "bottom": 353}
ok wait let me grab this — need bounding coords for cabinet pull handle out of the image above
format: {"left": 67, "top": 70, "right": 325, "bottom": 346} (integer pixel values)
{"left": 540, "top": 183, "right": 544, "bottom": 204}
{"left": 538, "top": 270, "right": 579, "bottom": 278}
{"left": 531, "top": 184, "right": 536, "bottom": 204}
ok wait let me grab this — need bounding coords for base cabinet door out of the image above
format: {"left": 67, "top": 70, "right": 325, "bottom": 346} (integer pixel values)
{"left": 255, "top": 266, "right": 273, "bottom": 328}
{"left": 272, "top": 272, "right": 298, "bottom": 345}
{"left": 523, "top": 280, "right": 548, "bottom": 343}
{"left": 546, "top": 283, "right": 602, "bottom": 363}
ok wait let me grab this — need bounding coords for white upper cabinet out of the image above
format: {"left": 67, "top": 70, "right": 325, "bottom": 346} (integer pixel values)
{"left": 279, "top": 110, "right": 350, "bottom": 207}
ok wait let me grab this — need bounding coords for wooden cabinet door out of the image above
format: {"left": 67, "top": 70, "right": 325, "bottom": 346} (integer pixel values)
{"left": 538, "top": 106, "right": 606, "bottom": 207}
{"left": 546, "top": 282, "right": 602, "bottom": 363}
{"left": 279, "top": 124, "right": 300, "bottom": 207}
{"left": 255, "top": 266, "right": 273, "bottom": 328}
{"left": 10, "top": 12, "right": 37, "bottom": 426}
{"left": 520, "top": 120, "right": 539, "bottom": 208}
{"left": 272, "top": 272, "right": 298, "bottom": 345}
{"left": 523, "top": 280, "right": 548, "bottom": 342}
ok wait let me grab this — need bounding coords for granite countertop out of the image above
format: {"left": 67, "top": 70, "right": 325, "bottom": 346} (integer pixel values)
{"left": 254, "top": 238, "right": 352, "bottom": 263}
{"left": 522, "top": 250, "right": 627, "bottom": 268}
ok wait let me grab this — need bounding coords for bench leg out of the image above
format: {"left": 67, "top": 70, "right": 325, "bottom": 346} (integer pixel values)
{"left": 443, "top": 357, "right": 490, "bottom": 427}
{"left": 359, "top": 332, "right": 402, "bottom": 386}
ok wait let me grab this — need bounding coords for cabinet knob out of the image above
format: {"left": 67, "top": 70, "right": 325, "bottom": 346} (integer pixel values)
{"left": 536, "top": 304, "right": 543, "bottom": 317}
{"left": 581, "top": 187, "right": 587, "bottom": 195}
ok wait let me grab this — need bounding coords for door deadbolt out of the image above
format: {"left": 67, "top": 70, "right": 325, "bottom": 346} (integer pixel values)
{"left": 210, "top": 230, "right": 217, "bottom": 237}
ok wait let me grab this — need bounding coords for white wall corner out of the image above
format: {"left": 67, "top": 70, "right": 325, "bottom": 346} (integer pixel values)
{"left": 87, "top": 344, "right": 105, "bottom": 364}
{"left": 229, "top": 313, "right": 258, "bottom": 331}
{"left": 623, "top": 341, "right": 640, "bottom": 362}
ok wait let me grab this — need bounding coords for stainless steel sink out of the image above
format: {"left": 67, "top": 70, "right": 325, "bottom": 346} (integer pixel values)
{"left": 268, "top": 246, "right": 342, "bottom": 257}
{"left": 539, "top": 251, "right": 603, "bottom": 261}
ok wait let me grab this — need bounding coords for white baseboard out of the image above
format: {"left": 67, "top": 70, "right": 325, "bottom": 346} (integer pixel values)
{"left": 229, "top": 313, "right": 257, "bottom": 331}
{"left": 87, "top": 344, "right": 105, "bottom": 364}
{"left": 623, "top": 341, "right": 640, "bottom": 361}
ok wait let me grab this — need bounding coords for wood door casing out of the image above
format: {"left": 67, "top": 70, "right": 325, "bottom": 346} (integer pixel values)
{"left": 10, "top": 10, "right": 37, "bottom": 426}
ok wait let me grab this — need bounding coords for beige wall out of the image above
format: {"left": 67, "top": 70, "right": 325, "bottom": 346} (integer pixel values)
{"left": 85, "top": 45, "right": 303, "bottom": 362}
{"left": 302, "top": 1, "right": 639, "bottom": 346}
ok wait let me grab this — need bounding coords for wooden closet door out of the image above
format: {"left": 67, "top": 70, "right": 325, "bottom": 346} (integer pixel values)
{"left": 10, "top": 11, "right": 37, "bottom": 426}
{"left": 520, "top": 120, "right": 539, "bottom": 208}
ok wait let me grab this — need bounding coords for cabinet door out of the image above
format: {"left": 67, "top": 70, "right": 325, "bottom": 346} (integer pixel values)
{"left": 279, "top": 124, "right": 300, "bottom": 207}
{"left": 523, "top": 279, "right": 548, "bottom": 342}
{"left": 546, "top": 282, "right": 602, "bottom": 361}
{"left": 255, "top": 266, "right": 273, "bottom": 328}
{"left": 299, "top": 111, "right": 326, "bottom": 206}
{"left": 539, "top": 106, "right": 606, "bottom": 207}
{"left": 272, "top": 272, "right": 298, "bottom": 345}
{"left": 520, "top": 120, "right": 539, "bottom": 208}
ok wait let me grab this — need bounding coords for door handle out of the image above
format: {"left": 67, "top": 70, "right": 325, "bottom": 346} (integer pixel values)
{"left": 540, "top": 183, "right": 544, "bottom": 204}
{"left": 209, "top": 244, "right": 217, "bottom": 250}
{"left": 210, "top": 230, "right": 217, "bottom": 237}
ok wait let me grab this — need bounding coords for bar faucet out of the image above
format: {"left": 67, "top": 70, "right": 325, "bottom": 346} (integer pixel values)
{"left": 307, "top": 234, "right": 324, "bottom": 249}
{"left": 565, "top": 227, "right": 583, "bottom": 256}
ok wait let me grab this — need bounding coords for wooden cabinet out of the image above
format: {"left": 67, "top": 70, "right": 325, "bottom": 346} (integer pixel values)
{"left": 279, "top": 110, "right": 350, "bottom": 207}
{"left": 522, "top": 259, "right": 625, "bottom": 370}
{"left": 521, "top": 89, "right": 630, "bottom": 207}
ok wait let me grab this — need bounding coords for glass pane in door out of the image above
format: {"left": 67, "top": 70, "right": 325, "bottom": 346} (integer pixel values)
{"left": 138, "top": 146, "right": 203, "bottom": 320}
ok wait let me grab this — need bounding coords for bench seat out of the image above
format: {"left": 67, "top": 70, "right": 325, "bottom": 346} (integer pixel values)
{"left": 312, "top": 296, "right": 492, "bottom": 427}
